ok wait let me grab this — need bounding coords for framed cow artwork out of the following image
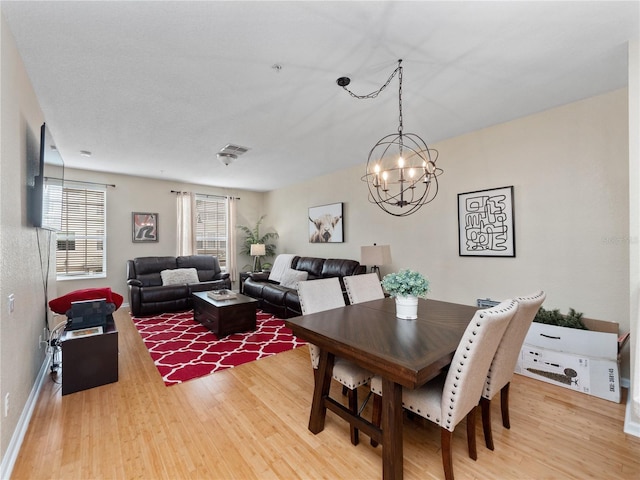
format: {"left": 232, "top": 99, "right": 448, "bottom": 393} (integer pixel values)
{"left": 308, "top": 203, "right": 343, "bottom": 243}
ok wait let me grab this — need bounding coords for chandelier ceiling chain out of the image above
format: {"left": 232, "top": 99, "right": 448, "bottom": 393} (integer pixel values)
{"left": 337, "top": 59, "right": 443, "bottom": 217}
{"left": 397, "top": 63, "right": 403, "bottom": 144}
{"left": 339, "top": 64, "right": 400, "bottom": 100}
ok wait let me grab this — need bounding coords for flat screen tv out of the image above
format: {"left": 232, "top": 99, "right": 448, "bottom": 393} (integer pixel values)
{"left": 29, "top": 122, "right": 64, "bottom": 231}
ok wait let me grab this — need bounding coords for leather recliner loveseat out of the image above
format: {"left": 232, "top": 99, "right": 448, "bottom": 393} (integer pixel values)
{"left": 243, "top": 255, "right": 366, "bottom": 318}
{"left": 126, "top": 255, "right": 231, "bottom": 316}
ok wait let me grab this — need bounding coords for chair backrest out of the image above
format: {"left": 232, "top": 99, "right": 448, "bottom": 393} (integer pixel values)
{"left": 441, "top": 300, "right": 517, "bottom": 431}
{"left": 483, "top": 290, "right": 546, "bottom": 400}
{"left": 344, "top": 273, "right": 385, "bottom": 304}
{"left": 297, "top": 277, "right": 346, "bottom": 368}
{"left": 297, "top": 277, "right": 346, "bottom": 314}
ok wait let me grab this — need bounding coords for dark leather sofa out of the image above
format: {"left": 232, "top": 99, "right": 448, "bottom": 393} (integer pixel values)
{"left": 126, "top": 255, "right": 231, "bottom": 316}
{"left": 243, "top": 255, "right": 365, "bottom": 318}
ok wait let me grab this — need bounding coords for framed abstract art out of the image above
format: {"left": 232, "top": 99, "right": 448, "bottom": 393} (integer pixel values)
{"left": 132, "top": 212, "right": 158, "bottom": 243}
{"left": 458, "top": 186, "right": 515, "bottom": 257}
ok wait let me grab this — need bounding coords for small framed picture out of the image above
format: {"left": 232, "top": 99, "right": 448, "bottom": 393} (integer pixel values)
{"left": 308, "top": 202, "right": 344, "bottom": 243}
{"left": 132, "top": 212, "right": 158, "bottom": 243}
{"left": 458, "top": 186, "right": 515, "bottom": 257}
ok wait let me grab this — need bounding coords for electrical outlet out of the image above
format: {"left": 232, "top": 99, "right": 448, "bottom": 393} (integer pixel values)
{"left": 8, "top": 294, "right": 15, "bottom": 314}
{"left": 4, "top": 393, "right": 9, "bottom": 417}
{"left": 39, "top": 329, "right": 48, "bottom": 349}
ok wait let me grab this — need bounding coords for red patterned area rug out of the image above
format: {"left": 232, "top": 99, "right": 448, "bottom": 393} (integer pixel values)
{"left": 131, "top": 310, "right": 306, "bottom": 386}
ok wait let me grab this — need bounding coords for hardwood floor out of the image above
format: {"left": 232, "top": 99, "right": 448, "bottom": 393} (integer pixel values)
{"left": 11, "top": 307, "right": 640, "bottom": 479}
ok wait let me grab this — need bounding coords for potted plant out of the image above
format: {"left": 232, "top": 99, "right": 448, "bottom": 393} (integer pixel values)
{"left": 381, "top": 269, "right": 430, "bottom": 319}
{"left": 237, "top": 215, "right": 279, "bottom": 271}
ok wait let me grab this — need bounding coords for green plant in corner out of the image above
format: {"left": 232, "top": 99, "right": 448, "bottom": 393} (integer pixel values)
{"left": 237, "top": 215, "right": 279, "bottom": 270}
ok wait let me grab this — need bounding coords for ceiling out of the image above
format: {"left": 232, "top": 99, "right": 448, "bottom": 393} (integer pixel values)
{"left": 3, "top": 1, "right": 639, "bottom": 192}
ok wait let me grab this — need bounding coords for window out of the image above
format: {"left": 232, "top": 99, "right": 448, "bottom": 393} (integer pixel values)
{"left": 195, "top": 195, "right": 228, "bottom": 269}
{"left": 56, "top": 184, "right": 106, "bottom": 278}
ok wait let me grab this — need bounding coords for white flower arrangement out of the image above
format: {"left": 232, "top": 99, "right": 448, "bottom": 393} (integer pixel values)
{"left": 381, "top": 269, "right": 430, "bottom": 298}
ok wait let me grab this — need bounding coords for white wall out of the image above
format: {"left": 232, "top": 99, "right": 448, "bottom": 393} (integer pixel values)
{"left": 266, "top": 88, "right": 631, "bottom": 378}
{"left": 56, "top": 169, "right": 269, "bottom": 299}
{"left": 0, "top": 13, "right": 50, "bottom": 460}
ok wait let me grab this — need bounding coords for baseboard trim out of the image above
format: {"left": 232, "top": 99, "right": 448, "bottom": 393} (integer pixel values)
{"left": 0, "top": 355, "right": 51, "bottom": 479}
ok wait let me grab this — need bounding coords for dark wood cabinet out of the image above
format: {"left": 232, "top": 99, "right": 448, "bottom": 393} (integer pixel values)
{"left": 61, "top": 317, "right": 118, "bottom": 395}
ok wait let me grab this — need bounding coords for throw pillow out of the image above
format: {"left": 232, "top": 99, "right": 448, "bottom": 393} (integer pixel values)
{"left": 48, "top": 288, "right": 124, "bottom": 314}
{"left": 161, "top": 268, "right": 200, "bottom": 286}
{"left": 279, "top": 269, "right": 308, "bottom": 289}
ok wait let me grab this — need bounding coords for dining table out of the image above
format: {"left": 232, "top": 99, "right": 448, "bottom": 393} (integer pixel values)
{"left": 284, "top": 297, "right": 478, "bottom": 480}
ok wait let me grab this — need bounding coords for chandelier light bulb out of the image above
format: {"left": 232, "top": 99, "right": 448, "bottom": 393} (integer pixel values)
{"left": 398, "top": 157, "right": 405, "bottom": 168}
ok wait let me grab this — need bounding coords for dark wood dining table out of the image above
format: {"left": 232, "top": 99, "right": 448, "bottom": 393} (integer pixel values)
{"left": 284, "top": 297, "right": 478, "bottom": 480}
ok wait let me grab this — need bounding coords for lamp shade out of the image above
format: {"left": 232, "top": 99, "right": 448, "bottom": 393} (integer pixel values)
{"left": 360, "top": 245, "right": 391, "bottom": 266}
{"left": 250, "top": 244, "right": 266, "bottom": 256}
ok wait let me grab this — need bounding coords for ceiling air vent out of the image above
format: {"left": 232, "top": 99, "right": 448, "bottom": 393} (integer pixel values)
{"left": 219, "top": 144, "right": 250, "bottom": 157}
{"left": 217, "top": 144, "right": 250, "bottom": 166}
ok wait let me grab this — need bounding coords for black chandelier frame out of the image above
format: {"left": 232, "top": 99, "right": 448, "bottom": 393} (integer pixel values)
{"left": 338, "top": 59, "right": 443, "bottom": 217}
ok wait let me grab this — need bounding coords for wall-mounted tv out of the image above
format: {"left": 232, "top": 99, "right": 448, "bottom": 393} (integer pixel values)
{"left": 29, "top": 122, "right": 64, "bottom": 231}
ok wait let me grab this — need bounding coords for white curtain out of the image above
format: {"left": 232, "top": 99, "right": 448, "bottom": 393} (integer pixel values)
{"left": 226, "top": 196, "right": 238, "bottom": 285}
{"left": 176, "top": 191, "right": 196, "bottom": 256}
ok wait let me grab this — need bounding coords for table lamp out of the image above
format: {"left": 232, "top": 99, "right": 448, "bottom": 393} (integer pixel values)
{"left": 360, "top": 244, "right": 392, "bottom": 280}
{"left": 250, "top": 243, "right": 266, "bottom": 272}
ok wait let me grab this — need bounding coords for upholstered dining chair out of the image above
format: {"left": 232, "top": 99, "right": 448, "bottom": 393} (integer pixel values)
{"left": 480, "top": 290, "right": 546, "bottom": 451}
{"left": 297, "top": 277, "right": 373, "bottom": 445}
{"left": 370, "top": 299, "right": 518, "bottom": 480}
{"left": 343, "top": 273, "right": 385, "bottom": 304}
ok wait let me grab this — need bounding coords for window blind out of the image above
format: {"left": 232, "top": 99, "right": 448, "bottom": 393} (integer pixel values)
{"left": 57, "top": 185, "right": 106, "bottom": 277}
{"left": 195, "top": 195, "right": 227, "bottom": 268}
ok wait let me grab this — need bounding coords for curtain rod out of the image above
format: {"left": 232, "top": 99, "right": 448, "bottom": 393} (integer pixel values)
{"left": 45, "top": 177, "right": 116, "bottom": 188}
{"left": 171, "top": 190, "right": 240, "bottom": 200}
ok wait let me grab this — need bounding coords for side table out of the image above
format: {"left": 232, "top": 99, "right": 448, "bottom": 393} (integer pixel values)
{"left": 61, "top": 316, "right": 118, "bottom": 395}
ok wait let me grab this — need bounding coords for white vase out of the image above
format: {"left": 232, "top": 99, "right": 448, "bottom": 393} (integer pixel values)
{"left": 395, "top": 295, "right": 419, "bottom": 319}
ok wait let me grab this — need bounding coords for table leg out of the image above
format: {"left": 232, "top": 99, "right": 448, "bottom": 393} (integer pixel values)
{"left": 308, "top": 349, "right": 334, "bottom": 434}
{"left": 381, "top": 377, "right": 403, "bottom": 480}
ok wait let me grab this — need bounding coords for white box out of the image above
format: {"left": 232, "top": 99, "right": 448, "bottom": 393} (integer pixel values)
{"left": 514, "top": 318, "right": 621, "bottom": 403}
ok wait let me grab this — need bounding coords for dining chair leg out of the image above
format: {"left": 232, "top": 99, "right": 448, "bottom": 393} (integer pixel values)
{"left": 348, "top": 388, "right": 359, "bottom": 445}
{"left": 480, "top": 397, "right": 494, "bottom": 450}
{"left": 466, "top": 407, "right": 477, "bottom": 461}
{"left": 342, "top": 385, "right": 348, "bottom": 396}
{"left": 370, "top": 393, "right": 381, "bottom": 447}
{"left": 441, "top": 428, "right": 455, "bottom": 480}
{"left": 501, "top": 382, "right": 511, "bottom": 429}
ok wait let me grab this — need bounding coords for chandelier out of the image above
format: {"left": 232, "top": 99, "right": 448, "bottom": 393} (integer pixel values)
{"left": 337, "top": 59, "right": 443, "bottom": 217}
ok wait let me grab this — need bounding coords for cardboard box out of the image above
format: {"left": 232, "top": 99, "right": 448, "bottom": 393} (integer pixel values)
{"left": 515, "top": 318, "right": 621, "bottom": 403}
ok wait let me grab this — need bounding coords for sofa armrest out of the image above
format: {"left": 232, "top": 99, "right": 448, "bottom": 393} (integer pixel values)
{"left": 215, "top": 272, "right": 231, "bottom": 280}
{"left": 127, "top": 279, "right": 143, "bottom": 287}
{"left": 249, "top": 272, "right": 271, "bottom": 282}
{"left": 190, "top": 278, "right": 231, "bottom": 293}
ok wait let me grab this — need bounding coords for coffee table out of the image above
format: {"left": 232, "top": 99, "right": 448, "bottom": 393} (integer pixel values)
{"left": 192, "top": 291, "right": 258, "bottom": 337}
